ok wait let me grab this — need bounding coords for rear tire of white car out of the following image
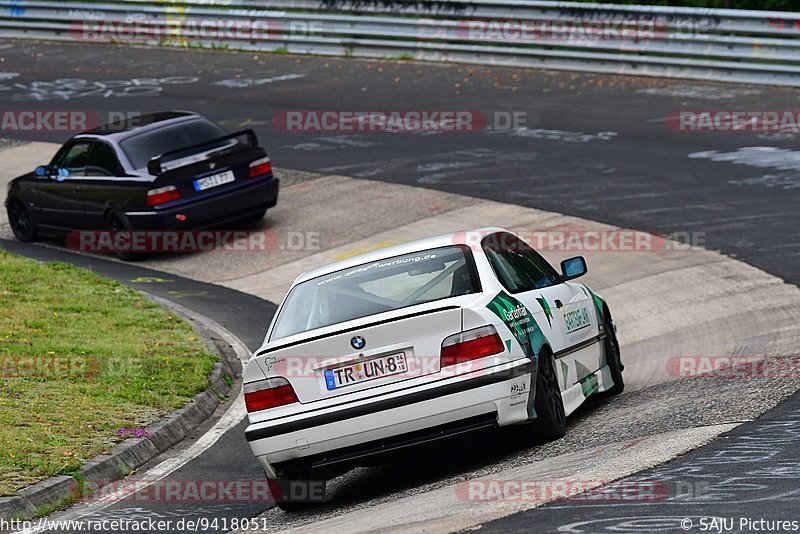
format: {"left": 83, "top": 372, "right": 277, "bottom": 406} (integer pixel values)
{"left": 267, "top": 477, "right": 326, "bottom": 512}
{"left": 593, "top": 310, "right": 624, "bottom": 400}
{"left": 531, "top": 349, "right": 566, "bottom": 441}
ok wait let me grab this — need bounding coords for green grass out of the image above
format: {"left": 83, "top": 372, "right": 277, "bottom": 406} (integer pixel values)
{"left": 0, "top": 250, "right": 217, "bottom": 496}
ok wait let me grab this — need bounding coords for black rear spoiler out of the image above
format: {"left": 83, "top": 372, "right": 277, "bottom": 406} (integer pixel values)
{"left": 146, "top": 129, "right": 258, "bottom": 175}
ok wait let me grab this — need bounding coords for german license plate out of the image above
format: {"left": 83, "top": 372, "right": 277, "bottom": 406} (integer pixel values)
{"left": 194, "top": 170, "right": 234, "bottom": 191}
{"left": 324, "top": 353, "right": 407, "bottom": 390}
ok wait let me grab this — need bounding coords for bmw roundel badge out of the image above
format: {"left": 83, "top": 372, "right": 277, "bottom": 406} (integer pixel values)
{"left": 351, "top": 336, "right": 366, "bottom": 350}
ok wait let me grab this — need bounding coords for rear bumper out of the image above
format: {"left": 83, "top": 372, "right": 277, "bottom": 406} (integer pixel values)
{"left": 245, "top": 358, "right": 535, "bottom": 478}
{"left": 124, "top": 175, "right": 278, "bottom": 230}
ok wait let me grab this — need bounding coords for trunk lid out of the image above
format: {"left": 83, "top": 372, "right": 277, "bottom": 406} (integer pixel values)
{"left": 255, "top": 303, "right": 463, "bottom": 404}
{"left": 149, "top": 131, "right": 269, "bottom": 203}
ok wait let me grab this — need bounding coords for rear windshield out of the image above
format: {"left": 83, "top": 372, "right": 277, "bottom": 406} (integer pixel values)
{"left": 269, "top": 246, "right": 479, "bottom": 341}
{"left": 120, "top": 119, "right": 227, "bottom": 170}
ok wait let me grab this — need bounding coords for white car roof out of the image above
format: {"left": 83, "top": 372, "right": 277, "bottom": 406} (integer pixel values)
{"left": 293, "top": 227, "right": 508, "bottom": 285}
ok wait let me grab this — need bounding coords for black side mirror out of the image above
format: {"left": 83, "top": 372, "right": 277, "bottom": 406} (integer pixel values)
{"left": 561, "top": 256, "right": 587, "bottom": 280}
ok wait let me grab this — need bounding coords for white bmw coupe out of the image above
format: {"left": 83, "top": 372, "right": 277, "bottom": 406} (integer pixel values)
{"left": 243, "top": 228, "right": 623, "bottom": 510}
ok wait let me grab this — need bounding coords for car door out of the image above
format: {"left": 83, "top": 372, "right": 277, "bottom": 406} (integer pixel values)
{"left": 481, "top": 232, "right": 602, "bottom": 393}
{"left": 81, "top": 141, "right": 133, "bottom": 229}
{"left": 35, "top": 140, "right": 92, "bottom": 230}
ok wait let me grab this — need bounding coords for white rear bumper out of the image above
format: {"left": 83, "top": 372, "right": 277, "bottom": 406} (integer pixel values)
{"left": 245, "top": 358, "right": 535, "bottom": 478}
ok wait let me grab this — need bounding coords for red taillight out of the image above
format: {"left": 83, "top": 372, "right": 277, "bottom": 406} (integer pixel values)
{"left": 441, "top": 325, "right": 505, "bottom": 367}
{"left": 146, "top": 185, "right": 181, "bottom": 206}
{"left": 244, "top": 378, "right": 298, "bottom": 413}
{"left": 249, "top": 157, "right": 272, "bottom": 178}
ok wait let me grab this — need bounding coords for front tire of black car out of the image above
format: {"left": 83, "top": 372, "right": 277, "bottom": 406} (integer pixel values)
{"left": 7, "top": 197, "right": 38, "bottom": 242}
{"left": 107, "top": 212, "right": 144, "bottom": 262}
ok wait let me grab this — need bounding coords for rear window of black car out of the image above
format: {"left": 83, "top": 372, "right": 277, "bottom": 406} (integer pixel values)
{"left": 120, "top": 119, "right": 227, "bottom": 170}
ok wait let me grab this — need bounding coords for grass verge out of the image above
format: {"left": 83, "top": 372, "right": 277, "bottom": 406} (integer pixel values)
{"left": 0, "top": 250, "right": 217, "bottom": 495}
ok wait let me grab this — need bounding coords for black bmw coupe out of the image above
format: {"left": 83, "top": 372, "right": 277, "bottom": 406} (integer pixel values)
{"left": 5, "top": 111, "right": 279, "bottom": 258}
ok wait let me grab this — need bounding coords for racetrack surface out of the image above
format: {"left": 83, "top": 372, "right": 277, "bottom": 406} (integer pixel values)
{"left": 1, "top": 39, "right": 799, "bottom": 533}
{"left": 2, "top": 40, "right": 798, "bottom": 286}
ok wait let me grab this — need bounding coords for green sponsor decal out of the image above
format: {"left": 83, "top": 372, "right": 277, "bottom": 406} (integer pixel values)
{"left": 535, "top": 295, "right": 553, "bottom": 327}
{"left": 486, "top": 291, "right": 547, "bottom": 360}
{"left": 564, "top": 306, "right": 591, "bottom": 333}
{"left": 576, "top": 360, "right": 598, "bottom": 397}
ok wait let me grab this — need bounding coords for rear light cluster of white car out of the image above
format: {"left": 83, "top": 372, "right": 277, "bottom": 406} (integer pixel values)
{"left": 440, "top": 325, "right": 505, "bottom": 367}
{"left": 243, "top": 325, "right": 505, "bottom": 414}
{"left": 249, "top": 157, "right": 272, "bottom": 178}
{"left": 146, "top": 185, "right": 181, "bottom": 206}
{"left": 244, "top": 377, "right": 299, "bottom": 413}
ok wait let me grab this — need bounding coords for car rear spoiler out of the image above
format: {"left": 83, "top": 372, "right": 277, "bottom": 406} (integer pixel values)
{"left": 146, "top": 129, "right": 258, "bottom": 176}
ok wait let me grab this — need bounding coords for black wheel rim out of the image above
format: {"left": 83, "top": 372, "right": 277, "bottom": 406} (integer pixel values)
{"left": 108, "top": 216, "right": 124, "bottom": 231}
{"left": 9, "top": 200, "right": 31, "bottom": 237}
{"left": 541, "top": 355, "right": 566, "bottom": 427}
{"left": 108, "top": 215, "right": 132, "bottom": 244}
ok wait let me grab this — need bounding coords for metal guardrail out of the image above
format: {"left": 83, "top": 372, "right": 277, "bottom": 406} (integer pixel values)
{"left": 1, "top": 0, "right": 799, "bottom": 86}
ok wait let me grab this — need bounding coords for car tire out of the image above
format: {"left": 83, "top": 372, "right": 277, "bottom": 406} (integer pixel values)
{"left": 7, "top": 197, "right": 38, "bottom": 242}
{"left": 531, "top": 349, "right": 566, "bottom": 441}
{"left": 267, "top": 477, "right": 325, "bottom": 512}
{"left": 242, "top": 209, "right": 267, "bottom": 224}
{"left": 593, "top": 310, "right": 624, "bottom": 400}
{"left": 107, "top": 212, "right": 145, "bottom": 262}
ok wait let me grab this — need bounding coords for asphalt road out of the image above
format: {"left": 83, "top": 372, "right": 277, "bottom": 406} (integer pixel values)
{"left": 2, "top": 40, "right": 798, "bottom": 285}
{"left": 482, "top": 391, "right": 800, "bottom": 534}
{"left": 1, "top": 39, "right": 799, "bottom": 533}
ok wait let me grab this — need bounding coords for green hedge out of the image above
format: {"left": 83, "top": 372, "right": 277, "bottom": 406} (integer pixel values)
{"left": 563, "top": 0, "right": 798, "bottom": 11}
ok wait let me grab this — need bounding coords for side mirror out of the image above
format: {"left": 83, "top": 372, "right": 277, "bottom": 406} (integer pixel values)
{"left": 561, "top": 256, "right": 587, "bottom": 280}
{"left": 35, "top": 166, "right": 69, "bottom": 179}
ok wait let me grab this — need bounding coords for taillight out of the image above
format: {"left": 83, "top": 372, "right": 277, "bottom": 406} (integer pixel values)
{"left": 249, "top": 157, "right": 272, "bottom": 178}
{"left": 244, "top": 377, "right": 298, "bottom": 413}
{"left": 146, "top": 185, "right": 181, "bottom": 206}
{"left": 441, "top": 325, "right": 505, "bottom": 367}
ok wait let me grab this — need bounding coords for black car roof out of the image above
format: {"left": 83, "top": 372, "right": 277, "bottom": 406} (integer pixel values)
{"left": 81, "top": 111, "right": 200, "bottom": 139}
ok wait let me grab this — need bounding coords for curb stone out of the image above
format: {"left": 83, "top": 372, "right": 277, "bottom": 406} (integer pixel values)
{"left": 0, "top": 302, "right": 243, "bottom": 521}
